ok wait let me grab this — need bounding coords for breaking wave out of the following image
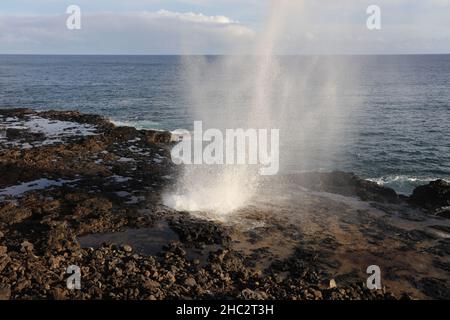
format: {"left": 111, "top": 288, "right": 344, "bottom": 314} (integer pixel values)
{"left": 367, "top": 175, "right": 450, "bottom": 195}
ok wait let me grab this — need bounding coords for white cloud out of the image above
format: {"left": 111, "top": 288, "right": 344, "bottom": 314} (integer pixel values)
{"left": 155, "top": 10, "right": 236, "bottom": 24}
{"left": 1, "top": 1, "right": 450, "bottom": 54}
{"left": 0, "top": 10, "right": 255, "bottom": 54}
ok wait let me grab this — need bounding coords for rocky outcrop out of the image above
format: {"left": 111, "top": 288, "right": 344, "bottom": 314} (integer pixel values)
{"left": 410, "top": 180, "right": 450, "bottom": 218}
{"left": 410, "top": 180, "right": 450, "bottom": 209}
{"left": 292, "top": 171, "right": 400, "bottom": 203}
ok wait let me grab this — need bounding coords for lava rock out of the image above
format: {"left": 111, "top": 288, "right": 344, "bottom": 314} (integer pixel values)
{"left": 293, "top": 171, "right": 399, "bottom": 203}
{"left": 410, "top": 180, "right": 450, "bottom": 210}
{"left": 0, "top": 109, "right": 407, "bottom": 301}
{"left": 418, "top": 277, "right": 450, "bottom": 300}
{"left": 434, "top": 206, "right": 450, "bottom": 219}
{"left": 184, "top": 277, "right": 197, "bottom": 287}
{"left": 20, "top": 241, "right": 34, "bottom": 253}
{"left": 0, "top": 286, "right": 11, "bottom": 300}
{"left": 145, "top": 130, "right": 172, "bottom": 144}
{"left": 123, "top": 244, "right": 133, "bottom": 253}
{"left": 240, "top": 289, "right": 268, "bottom": 300}
{"left": 0, "top": 202, "right": 33, "bottom": 225}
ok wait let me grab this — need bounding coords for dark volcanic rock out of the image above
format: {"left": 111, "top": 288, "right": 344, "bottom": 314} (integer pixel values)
{"left": 0, "top": 202, "right": 33, "bottom": 225}
{"left": 39, "top": 110, "right": 113, "bottom": 130}
{"left": 0, "top": 285, "right": 11, "bottom": 300}
{"left": 0, "top": 108, "right": 409, "bottom": 300}
{"left": 410, "top": 180, "right": 450, "bottom": 211}
{"left": 0, "top": 108, "right": 34, "bottom": 118}
{"left": 434, "top": 207, "right": 450, "bottom": 219}
{"left": 145, "top": 130, "right": 172, "bottom": 144}
{"left": 417, "top": 278, "right": 450, "bottom": 300}
{"left": 293, "top": 171, "right": 399, "bottom": 203}
{"left": 169, "top": 217, "right": 231, "bottom": 246}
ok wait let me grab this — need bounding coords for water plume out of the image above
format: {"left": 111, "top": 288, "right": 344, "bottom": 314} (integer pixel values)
{"left": 164, "top": 0, "right": 359, "bottom": 219}
{"left": 163, "top": 165, "right": 259, "bottom": 220}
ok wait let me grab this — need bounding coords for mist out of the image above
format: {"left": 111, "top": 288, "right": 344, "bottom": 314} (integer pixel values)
{"left": 163, "top": 0, "right": 361, "bottom": 220}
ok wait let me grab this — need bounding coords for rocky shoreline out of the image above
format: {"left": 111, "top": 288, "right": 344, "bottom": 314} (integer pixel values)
{"left": 0, "top": 108, "right": 449, "bottom": 300}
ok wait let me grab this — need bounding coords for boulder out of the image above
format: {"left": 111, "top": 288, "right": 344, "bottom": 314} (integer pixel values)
{"left": 293, "top": 171, "right": 399, "bottom": 203}
{"left": 145, "top": 130, "right": 172, "bottom": 144}
{"left": 410, "top": 180, "right": 450, "bottom": 210}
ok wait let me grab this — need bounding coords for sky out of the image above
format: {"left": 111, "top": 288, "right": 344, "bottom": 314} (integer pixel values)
{"left": 0, "top": 0, "right": 450, "bottom": 54}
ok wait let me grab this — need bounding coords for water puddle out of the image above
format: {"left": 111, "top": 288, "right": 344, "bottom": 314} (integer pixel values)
{"left": 79, "top": 221, "right": 178, "bottom": 256}
{"left": 78, "top": 220, "right": 219, "bottom": 264}
{"left": 0, "top": 178, "right": 77, "bottom": 198}
{"left": 0, "top": 115, "right": 98, "bottom": 148}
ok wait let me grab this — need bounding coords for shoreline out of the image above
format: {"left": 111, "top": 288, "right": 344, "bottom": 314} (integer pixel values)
{"left": 0, "top": 108, "right": 449, "bottom": 300}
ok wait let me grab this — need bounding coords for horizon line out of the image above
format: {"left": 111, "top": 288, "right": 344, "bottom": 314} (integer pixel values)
{"left": 1, "top": 53, "right": 450, "bottom": 57}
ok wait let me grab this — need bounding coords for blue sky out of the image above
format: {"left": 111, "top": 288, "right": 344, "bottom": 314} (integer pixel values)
{"left": 1, "top": 0, "right": 450, "bottom": 54}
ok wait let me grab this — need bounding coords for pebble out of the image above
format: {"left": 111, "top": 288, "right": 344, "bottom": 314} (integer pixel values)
{"left": 144, "top": 280, "right": 160, "bottom": 290}
{"left": 329, "top": 279, "right": 337, "bottom": 289}
{"left": 123, "top": 244, "right": 133, "bottom": 253}
{"left": 184, "top": 277, "right": 197, "bottom": 287}
{"left": 20, "top": 241, "right": 34, "bottom": 253}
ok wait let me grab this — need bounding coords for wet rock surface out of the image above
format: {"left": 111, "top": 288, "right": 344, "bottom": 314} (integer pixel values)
{"left": 410, "top": 180, "right": 450, "bottom": 219}
{"left": 287, "top": 171, "right": 400, "bottom": 204}
{"left": 0, "top": 109, "right": 449, "bottom": 300}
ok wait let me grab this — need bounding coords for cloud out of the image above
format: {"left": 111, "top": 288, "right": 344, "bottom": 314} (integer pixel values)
{"left": 155, "top": 10, "right": 236, "bottom": 24}
{"left": 0, "top": 9, "right": 255, "bottom": 54}
{"left": 1, "top": 1, "right": 450, "bottom": 54}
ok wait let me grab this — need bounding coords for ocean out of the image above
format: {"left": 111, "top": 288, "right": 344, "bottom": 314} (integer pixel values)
{"left": 0, "top": 54, "right": 449, "bottom": 195}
